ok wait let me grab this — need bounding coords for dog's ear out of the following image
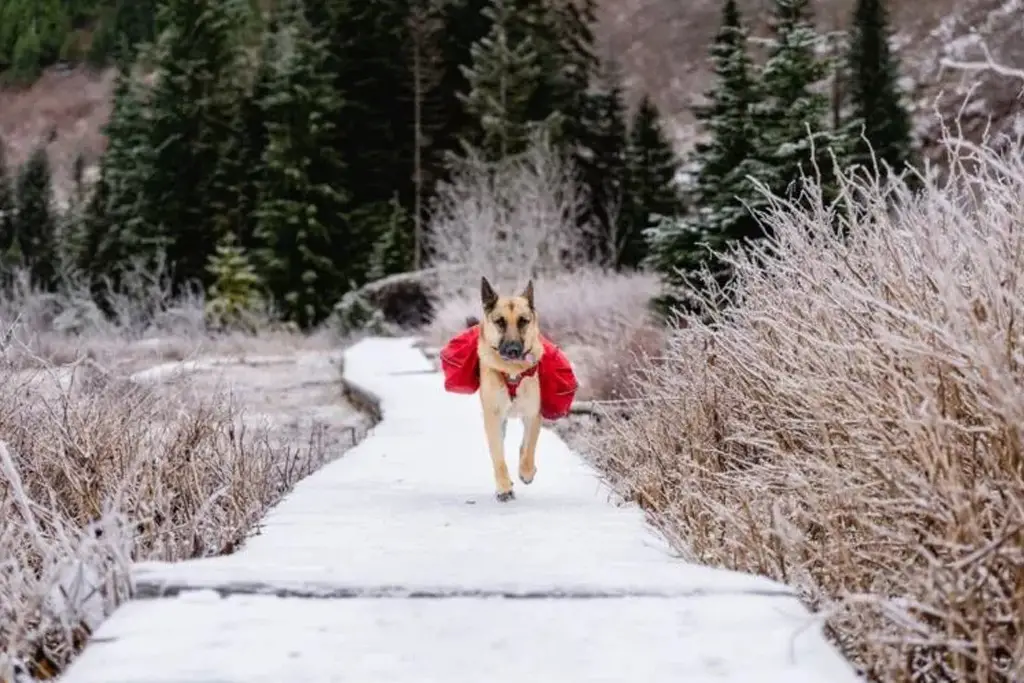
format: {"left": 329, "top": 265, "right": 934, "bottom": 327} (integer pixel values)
{"left": 481, "top": 276, "right": 498, "bottom": 312}
{"left": 520, "top": 279, "right": 534, "bottom": 310}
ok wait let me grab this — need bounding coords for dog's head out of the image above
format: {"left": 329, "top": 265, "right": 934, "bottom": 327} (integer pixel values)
{"left": 479, "top": 276, "right": 539, "bottom": 361}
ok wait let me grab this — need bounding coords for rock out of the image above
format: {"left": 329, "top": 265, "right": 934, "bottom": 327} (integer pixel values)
{"left": 332, "top": 269, "right": 440, "bottom": 338}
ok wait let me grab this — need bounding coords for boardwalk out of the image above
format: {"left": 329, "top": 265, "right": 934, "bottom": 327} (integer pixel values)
{"left": 59, "top": 337, "right": 859, "bottom": 683}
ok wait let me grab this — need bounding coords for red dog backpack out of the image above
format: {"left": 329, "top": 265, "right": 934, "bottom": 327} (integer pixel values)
{"left": 439, "top": 325, "right": 578, "bottom": 420}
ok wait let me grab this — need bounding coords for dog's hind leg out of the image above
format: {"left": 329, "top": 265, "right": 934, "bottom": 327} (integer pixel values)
{"left": 518, "top": 413, "right": 541, "bottom": 485}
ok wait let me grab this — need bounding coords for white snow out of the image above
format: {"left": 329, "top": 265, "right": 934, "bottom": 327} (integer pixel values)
{"left": 58, "top": 337, "right": 860, "bottom": 683}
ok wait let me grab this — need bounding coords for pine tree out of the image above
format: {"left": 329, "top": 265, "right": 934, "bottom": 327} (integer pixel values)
{"left": 549, "top": 0, "right": 601, "bottom": 150}
{"left": 844, "top": 0, "right": 913, "bottom": 176}
{"left": 211, "top": 21, "right": 278, "bottom": 255}
{"left": 14, "top": 143, "right": 59, "bottom": 290}
{"left": 59, "top": 151, "right": 90, "bottom": 273}
{"left": 752, "top": 0, "right": 844, "bottom": 206}
{"left": 456, "top": 0, "right": 561, "bottom": 162}
{"left": 205, "top": 230, "right": 264, "bottom": 331}
{"left": 139, "top": 0, "right": 248, "bottom": 294}
{"left": 367, "top": 196, "right": 415, "bottom": 281}
{"left": 88, "top": 0, "right": 160, "bottom": 68}
{"left": 576, "top": 60, "right": 629, "bottom": 266}
{"left": 315, "top": 0, "right": 420, "bottom": 213}
{"left": 431, "top": 0, "right": 493, "bottom": 173}
{"left": 79, "top": 69, "right": 161, "bottom": 288}
{"left": 0, "top": 140, "right": 15, "bottom": 259}
{"left": 647, "top": 0, "right": 765, "bottom": 303}
{"left": 621, "top": 95, "right": 682, "bottom": 270}
{"left": 254, "top": 4, "right": 349, "bottom": 329}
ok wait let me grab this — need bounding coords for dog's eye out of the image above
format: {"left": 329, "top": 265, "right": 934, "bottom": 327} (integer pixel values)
{"left": 492, "top": 318, "right": 506, "bottom": 329}
{"left": 517, "top": 316, "right": 530, "bottom": 328}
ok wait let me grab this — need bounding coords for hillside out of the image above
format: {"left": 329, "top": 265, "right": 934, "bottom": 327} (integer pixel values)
{"left": 0, "top": 0, "right": 1020, "bottom": 196}
{"left": 597, "top": 0, "right": 1023, "bottom": 161}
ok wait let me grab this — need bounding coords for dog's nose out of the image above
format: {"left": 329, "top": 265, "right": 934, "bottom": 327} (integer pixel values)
{"left": 499, "top": 340, "right": 524, "bottom": 359}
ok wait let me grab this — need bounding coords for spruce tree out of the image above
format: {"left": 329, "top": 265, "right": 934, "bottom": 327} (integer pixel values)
{"left": 14, "top": 143, "right": 59, "bottom": 290}
{"left": 431, "top": 0, "right": 493, "bottom": 173}
{"left": 845, "top": 0, "right": 913, "bottom": 176}
{"left": 456, "top": 0, "right": 560, "bottom": 162}
{"left": 621, "top": 95, "right": 683, "bottom": 270}
{"left": 752, "top": 0, "right": 844, "bottom": 206}
{"left": 139, "top": 0, "right": 247, "bottom": 293}
{"left": 79, "top": 69, "right": 161, "bottom": 288}
{"left": 212, "top": 17, "right": 278, "bottom": 254}
{"left": 254, "top": 5, "right": 349, "bottom": 329}
{"left": 576, "top": 60, "right": 629, "bottom": 267}
{"left": 647, "top": 0, "right": 765, "bottom": 303}
{"left": 367, "top": 197, "right": 415, "bottom": 282}
{"left": 549, "top": 0, "right": 600, "bottom": 150}
{"left": 0, "top": 141, "right": 15, "bottom": 259}
{"left": 205, "top": 230, "right": 264, "bottom": 331}
{"left": 315, "top": 0, "right": 420, "bottom": 212}
{"left": 59, "top": 151, "right": 89, "bottom": 274}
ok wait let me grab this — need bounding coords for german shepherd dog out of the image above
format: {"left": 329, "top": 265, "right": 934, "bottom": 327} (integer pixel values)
{"left": 476, "top": 276, "right": 543, "bottom": 502}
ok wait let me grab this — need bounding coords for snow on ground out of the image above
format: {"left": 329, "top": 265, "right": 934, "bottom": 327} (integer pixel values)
{"left": 129, "top": 348, "right": 370, "bottom": 447}
{"left": 58, "top": 337, "right": 860, "bottom": 683}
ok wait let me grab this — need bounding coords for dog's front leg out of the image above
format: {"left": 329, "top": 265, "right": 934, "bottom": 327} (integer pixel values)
{"left": 480, "top": 374, "right": 514, "bottom": 501}
{"left": 517, "top": 378, "right": 542, "bottom": 485}
{"left": 519, "top": 414, "right": 540, "bottom": 485}
{"left": 482, "top": 408, "right": 514, "bottom": 501}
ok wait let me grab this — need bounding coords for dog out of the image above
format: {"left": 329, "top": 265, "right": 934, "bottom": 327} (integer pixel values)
{"left": 476, "top": 276, "right": 545, "bottom": 502}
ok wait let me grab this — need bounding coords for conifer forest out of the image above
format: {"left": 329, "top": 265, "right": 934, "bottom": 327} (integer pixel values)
{"left": 0, "top": 0, "right": 913, "bottom": 328}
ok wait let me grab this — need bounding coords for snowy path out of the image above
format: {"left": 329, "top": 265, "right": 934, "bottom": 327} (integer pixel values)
{"left": 59, "top": 337, "right": 859, "bottom": 683}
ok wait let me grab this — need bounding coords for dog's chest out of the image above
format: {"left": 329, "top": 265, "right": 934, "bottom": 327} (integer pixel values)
{"left": 501, "top": 374, "right": 538, "bottom": 418}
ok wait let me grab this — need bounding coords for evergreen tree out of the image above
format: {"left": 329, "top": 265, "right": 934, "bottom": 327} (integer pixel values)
{"left": 79, "top": 69, "right": 161, "bottom": 288}
{"left": 456, "top": 0, "right": 561, "bottom": 162}
{"left": 752, "top": 0, "right": 845, "bottom": 205}
{"left": 315, "top": 0, "right": 419, "bottom": 211}
{"left": 211, "top": 26, "right": 277, "bottom": 254}
{"left": 14, "top": 143, "right": 59, "bottom": 290}
{"left": 139, "top": 0, "right": 248, "bottom": 293}
{"left": 431, "top": 0, "right": 493, "bottom": 173}
{"left": 549, "top": 0, "right": 601, "bottom": 150}
{"left": 844, "top": 0, "right": 913, "bottom": 176}
{"left": 254, "top": 4, "right": 349, "bottom": 329}
{"left": 647, "top": 0, "right": 765, "bottom": 304}
{"left": 576, "top": 60, "right": 629, "bottom": 266}
{"left": 88, "top": 0, "right": 160, "bottom": 68}
{"left": 0, "top": 140, "right": 15, "bottom": 259}
{"left": 621, "top": 95, "right": 682, "bottom": 270}
{"left": 366, "top": 197, "right": 415, "bottom": 281}
{"left": 59, "top": 151, "right": 90, "bottom": 273}
{"left": 205, "top": 230, "right": 264, "bottom": 331}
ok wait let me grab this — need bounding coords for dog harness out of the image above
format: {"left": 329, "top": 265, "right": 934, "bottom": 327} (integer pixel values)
{"left": 439, "top": 324, "right": 579, "bottom": 420}
{"left": 503, "top": 364, "right": 540, "bottom": 399}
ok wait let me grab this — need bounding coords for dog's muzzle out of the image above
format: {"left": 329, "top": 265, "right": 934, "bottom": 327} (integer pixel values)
{"left": 498, "top": 340, "right": 525, "bottom": 360}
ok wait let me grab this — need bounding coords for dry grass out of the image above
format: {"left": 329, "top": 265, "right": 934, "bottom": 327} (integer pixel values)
{"left": 588, "top": 128, "right": 1024, "bottom": 681}
{"left": 0, "top": 274, "right": 346, "bottom": 682}
{"left": 425, "top": 135, "right": 592, "bottom": 302}
{"left": 0, "top": 266, "right": 332, "bottom": 375}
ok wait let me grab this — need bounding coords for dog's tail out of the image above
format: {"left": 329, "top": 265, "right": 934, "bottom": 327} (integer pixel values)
{"left": 464, "top": 315, "right": 479, "bottom": 328}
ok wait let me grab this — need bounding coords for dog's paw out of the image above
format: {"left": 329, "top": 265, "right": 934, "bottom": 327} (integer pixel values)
{"left": 496, "top": 489, "right": 516, "bottom": 502}
{"left": 518, "top": 468, "right": 536, "bottom": 485}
